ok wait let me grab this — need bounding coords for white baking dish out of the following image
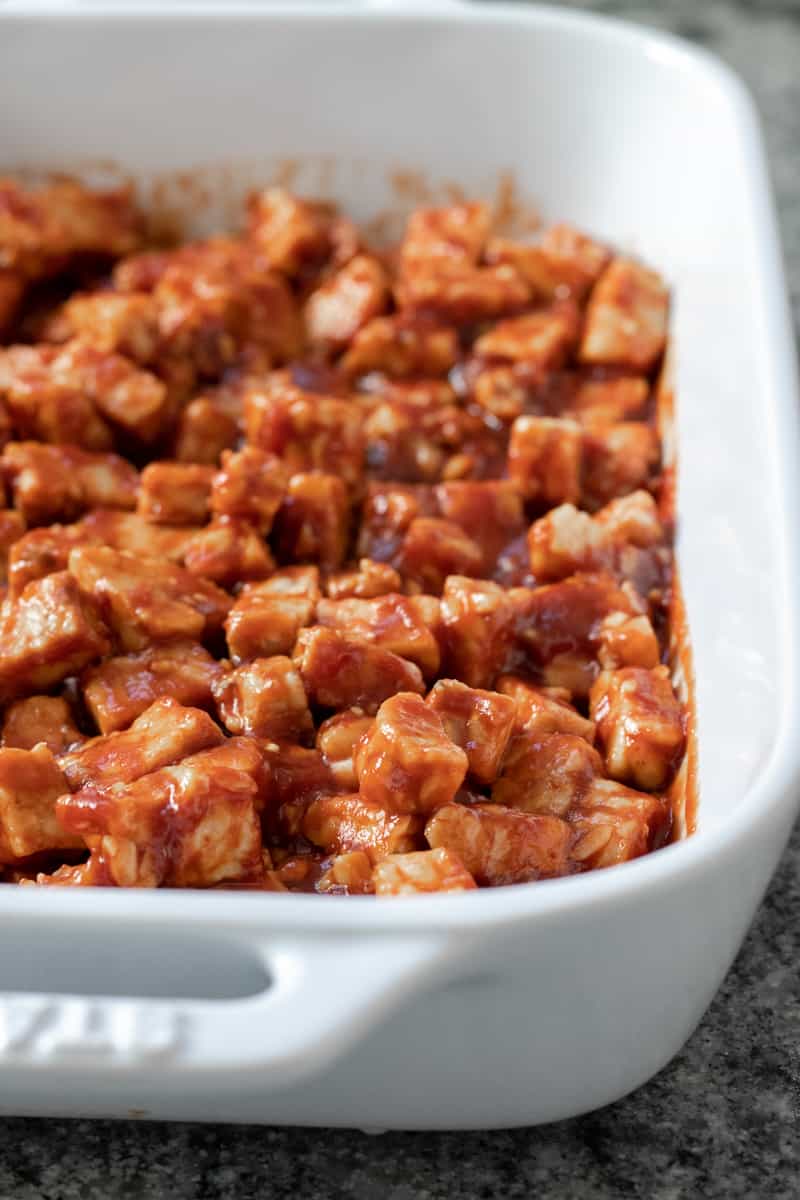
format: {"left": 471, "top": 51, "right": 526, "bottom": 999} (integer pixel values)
{"left": 0, "top": 0, "right": 798, "bottom": 1129}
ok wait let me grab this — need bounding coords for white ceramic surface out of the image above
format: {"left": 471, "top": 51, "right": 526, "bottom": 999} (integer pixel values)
{"left": 0, "top": 1, "right": 798, "bottom": 1128}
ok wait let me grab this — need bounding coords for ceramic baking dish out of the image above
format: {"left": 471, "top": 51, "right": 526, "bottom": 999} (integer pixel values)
{"left": 0, "top": 0, "right": 798, "bottom": 1129}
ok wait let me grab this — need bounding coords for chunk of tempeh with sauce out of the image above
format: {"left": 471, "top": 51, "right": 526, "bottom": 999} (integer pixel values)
{"left": 571, "top": 779, "right": 671, "bottom": 869}
{"left": 484, "top": 224, "right": 610, "bottom": 301}
{"left": 507, "top": 416, "right": 582, "bottom": 506}
{"left": 271, "top": 472, "right": 350, "bottom": 571}
{"left": 511, "top": 572, "right": 643, "bottom": 698}
{"left": 209, "top": 447, "right": 289, "bottom": 533}
{"left": 474, "top": 305, "right": 579, "bottom": 370}
{"left": 426, "top": 679, "right": 516, "bottom": 786}
{"left": 2, "top": 442, "right": 138, "bottom": 525}
{"left": 317, "top": 849, "right": 375, "bottom": 895}
{"left": 305, "top": 254, "right": 389, "bottom": 350}
{"left": 181, "top": 517, "right": 275, "bottom": 587}
{"left": 316, "top": 593, "right": 441, "bottom": 677}
{"left": 581, "top": 422, "right": 660, "bottom": 511}
{"left": 137, "top": 462, "right": 214, "bottom": 526}
{"left": 579, "top": 258, "right": 669, "bottom": 371}
{"left": 294, "top": 625, "right": 424, "bottom": 714}
{"left": 425, "top": 802, "right": 575, "bottom": 886}
{"left": 589, "top": 665, "right": 685, "bottom": 791}
{"left": 302, "top": 793, "right": 421, "bottom": 862}
{"left": 373, "top": 848, "right": 477, "bottom": 896}
{"left": 316, "top": 710, "right": 375, "bottom": 790}
{"left": 0, "top": 178, "right": 141, "bottom": 280}
{"left": 60, "top": 699, "right": 224, "bottom": 791}
{"left": 492, "top": 732, "right": 604, "bottom": 815}
{"left": 81, "top": 639, "right": 224, "bottom": 734}
{"left": 68, "top": 545, "right": 231, "bottom": 651}
{"left": 0, "top": 744, "right": 83, "bottom": 863}
{"left": 213, "top": 657, "right": 313, "bottom": 743}
{"left": 440, "top": 576, "right": 514, "bottom": 689}
{"left": 325, "top": 558, "right": 403, "bottom": 601}
{"left": 496, "top": 675, "right": 596, "bottom": 742}
{"left": 355, "top": 692, "right": 468, "bottom": 815}
{"left": 244, "top": 378, "right": 364, "bottom": 490}
{"left": 224, "top": 567, "right": 320, "bottom": 662}
{"left": 528, "top": 490, "right": 664, "bottom": 582}
{"left": 0, "top": 570, "right": 110, "bottom": 701}
{"left": 2, "top": 695, "right": 85, "bottom": 754}
{"left": 56, "top": 737, "right": 267, "bottom": 888}
{"left": 340, "top": 315, "right": 459, "bottom": 379}
{"left": 247, "top": 188, "right": 334, "bottom": 276}
{"left": 397, "top": 516, "right": 484, "bottom": 594}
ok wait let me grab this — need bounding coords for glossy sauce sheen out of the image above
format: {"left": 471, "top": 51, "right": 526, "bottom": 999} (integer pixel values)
{"left": 0, "top": 182, "right": 688, "bottom": 895}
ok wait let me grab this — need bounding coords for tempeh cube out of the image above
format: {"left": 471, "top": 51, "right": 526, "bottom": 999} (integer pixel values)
{"left": 570, "top": 777, "right": 671, "bottom": 868}
{"left": 527, "top": 503, "right": 605, "bottom": 582}
{"left": 271, "top": 472, "right": 350, "bottom": 571}
{"left": 2, "top": 442, "right": 138, "bottom": 525}
{"left": 213, "top": 656, "right": 313, "bottom": 742}
{"left": 56, "top": 738, "right": 266, "bottom": 887}
{"left": 244, "top": 379, "right": 363, "bottom": 490}
{"left": 2, "top": 695, "right": 84, "bottom": 754}
{"left": 305, "top": 254, "right": 388, "bottom": 350}
{"left": 0, "top": 744, "right": 82, "bottom": 863}
{"left": 316, "top": 710, "right": 375, "bottom": 790}
{"left": 173, "top": 395, "right": 239, "bottom": 464}
{"left": 474, "top": 305, "right": 579, "bottom": 369}
{"left": 325, "top": 558, "right": 402, "bottom": 601}
{"left": 81, "top": 639, "right": 224, "bottom": 734}
{"left": 56, "top": 292, "right": 159, "bottom": 362}
{"left": 302, "top": 793, "right": 421, "bottom": 862}
{"left": 355, "top": 692, "right": 467, "bottom": 815}
{"left": 398, "top": 517, "right": 484, "bottom": 594}
{"left": 224, "top": 568, "right": 319, "bottom": 662}
{"left": 565, "top": 376, "right": 649, "bottom": 427}
{"left": 435, "top": 481, "right": 525, "bottom": 573}
{"left": 0, "top": 570, "right": 110, "bottom": 701}
{"left": 507, "top": 415, "right": 582, "bottom": 505}
{"left": 137, "top": 462, "right": 214, "bottom": 525}
{"left": 595, "top": 489, "right": 664, "bottom": 548}
{"left": 68, "top": 545, "right": 230, "bottom": 651}
{"left": 484, "top": 224, "right": 610, "bottom": 301}
{"left": 425, "top": 802, "right": 574, "bottom": 886}
{"left": 580, "top": 258, "right": 669, "bottom": 371}
{"left": 340, "top": 315, "right": 459, "bottom": 378}
{"left": 440, "top": 576, "right": 514, "bottom": 689}
{"left": 373, "top": 847, "right": 476, "bottom": 896}
{"left": 181, "top": 518, "right": 275, "bottom": 587}
{"left": 210, "top": 447, "right": 289, "bottom": 533}
{"left": 491, "top": 732, "right": 603, "bottom": 815}
{"left": 317, "top": 850, "right": 375, "bottom": 895}
{"left": 316, "top": 593, "right": 441, "bottom": 677}
{"left": 294, "top": 625, "right": 424, "bottom": 714}
{"left": 397, "top": 263, "right": 530, "bottom": 324}
{"left": 400, "top": 203, "right": 491, "bottom": 271}
{"left": 595, "top": 612, "right": 660, "bottom": 670}
{"left": 247, "top": 188, "right": 332, "bottom": 276}
{"left": 581, "top": 422, "right": 659, "bottom": 510}
{"left": 426, "top": 679, "right": 516, "bottom": 786}
{"left": 60, "top": 698, "right": 224, "bottom": 790}
{"left": 589, "top": 666, "right": 685, "bottom": 791}
{"left": 496, "top": 675, "right": 596, "bottom": 742}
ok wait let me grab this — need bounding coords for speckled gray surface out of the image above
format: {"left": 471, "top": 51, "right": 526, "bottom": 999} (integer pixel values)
{"left": 1, "top": 2, "right": 799, "bottom": 1197}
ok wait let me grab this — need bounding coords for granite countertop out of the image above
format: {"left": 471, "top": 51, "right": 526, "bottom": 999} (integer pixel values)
{"left": 1, "top": 2, "right": 799, "bottom": 1197}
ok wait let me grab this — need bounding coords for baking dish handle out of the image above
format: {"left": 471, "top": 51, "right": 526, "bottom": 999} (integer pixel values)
{"left": 0, "top": 931, "right": 454, "bottom": 1087}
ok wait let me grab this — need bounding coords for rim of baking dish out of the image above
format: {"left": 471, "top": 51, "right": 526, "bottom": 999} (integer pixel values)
{"left": 0, "top": 1, "right": 798, "bottom": 931}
